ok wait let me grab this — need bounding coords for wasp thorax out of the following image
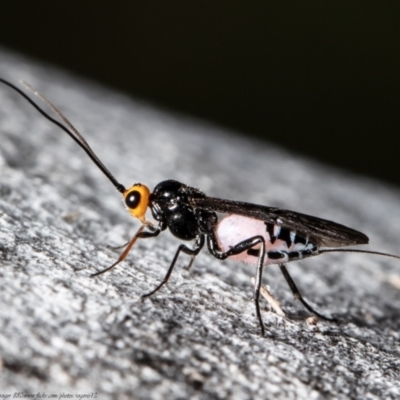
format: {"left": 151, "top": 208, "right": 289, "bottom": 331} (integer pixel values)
{"left": 123, "top": 183, "right": 150, "bottom": 221}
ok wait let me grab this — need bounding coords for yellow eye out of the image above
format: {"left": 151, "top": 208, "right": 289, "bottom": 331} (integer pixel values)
{"left": 123, "top": 184, "right": 150, "bottom": 222}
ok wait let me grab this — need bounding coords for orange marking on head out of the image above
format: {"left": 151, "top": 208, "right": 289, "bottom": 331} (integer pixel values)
{"left": 123, "top": 184, "right": 150, "bottom": 222}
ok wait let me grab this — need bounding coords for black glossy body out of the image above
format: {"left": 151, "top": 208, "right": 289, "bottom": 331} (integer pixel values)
{"left": 149, "top": 180, "right": 218, "bottom": 241}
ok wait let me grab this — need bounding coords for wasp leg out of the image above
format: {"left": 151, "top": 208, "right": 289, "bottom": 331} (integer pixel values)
{"left": 108, "top": 241, "right": 129, "bottom": 250}
{"left": 107, "top": 223, "right": 160, "bottom": 250}
{"left": 207, "top": 234, "right": 266, "bottom": 337}
{"left": 141, "top": 235, "right": 205, "bottom": 299}
{"left": 184, "top": 236, "right": 204, "bottom": 271}
{"left": 251, "top": 277, "right": 285, "bottom": 317}
{"left": 279, "top": 264, "right": 337, "bottom": 322}
{"left": 91, "top": 224, "right": 162, "bottom": 277}
{"left": 184, "top": 255, "right": 196, "bottom": 271}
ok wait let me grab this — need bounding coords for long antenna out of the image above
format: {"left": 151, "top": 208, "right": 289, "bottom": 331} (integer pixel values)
{"left": 320, "top": 248, "right": 400, "bottom": 260}
{"left": 0, "top": 78, "right": 126, "bottom": 193}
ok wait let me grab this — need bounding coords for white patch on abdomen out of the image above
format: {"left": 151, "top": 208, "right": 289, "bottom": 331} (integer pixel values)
{"left": 215, "top": 214, "right": 309, "bottom": 265}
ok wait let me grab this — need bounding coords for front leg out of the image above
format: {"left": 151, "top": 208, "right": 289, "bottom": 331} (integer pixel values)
{"left": 91, "top": 223, "right": 163, "bottom": 277}
{"left": 108, "top": 222, "right": 162, "bottom": 250}
{"left": 207, "top": 233, "right": 267, "bottom": 336}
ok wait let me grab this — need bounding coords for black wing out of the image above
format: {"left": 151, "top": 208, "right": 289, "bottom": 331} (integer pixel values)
{"left": 191, "top": 196, "right": 369, "bottom": 248}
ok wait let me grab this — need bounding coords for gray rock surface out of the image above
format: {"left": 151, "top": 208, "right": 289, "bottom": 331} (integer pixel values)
{"left": 0, "top": 49, "right": 400, "bottom": 399}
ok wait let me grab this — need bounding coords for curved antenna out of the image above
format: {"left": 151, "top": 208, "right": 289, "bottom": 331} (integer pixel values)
{"left": 320, "top": 248, "right": 400, "bottom": 260}
{"left": 0, "top": 78, "right": 126, "bottom": 193}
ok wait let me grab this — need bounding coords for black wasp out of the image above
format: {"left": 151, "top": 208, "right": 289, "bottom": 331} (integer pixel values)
{"left": 1, "top": 78, "right": 399, "bottom": 336}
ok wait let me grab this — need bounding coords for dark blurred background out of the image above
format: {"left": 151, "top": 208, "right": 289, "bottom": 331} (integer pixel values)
{"left": 0, "top": 1, "right": 399, "bottom": 186}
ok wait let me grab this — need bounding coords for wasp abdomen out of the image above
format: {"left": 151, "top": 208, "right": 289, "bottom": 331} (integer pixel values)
{"left": 215, "top": 215, "right": 318, "bottom": 265}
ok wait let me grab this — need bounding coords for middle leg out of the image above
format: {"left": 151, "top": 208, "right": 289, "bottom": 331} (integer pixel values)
{"left": 141, "top": 235, "right": 205, "bottom": 299}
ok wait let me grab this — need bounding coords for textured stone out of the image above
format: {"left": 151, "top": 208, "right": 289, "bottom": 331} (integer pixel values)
{"left": 0, "top": 49, "right": 400, "bottom": 399}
